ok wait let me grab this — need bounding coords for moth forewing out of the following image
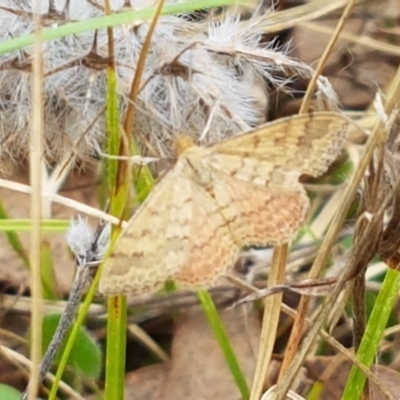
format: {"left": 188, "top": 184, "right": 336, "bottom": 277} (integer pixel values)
{"left": 99, "top": 164, "right": 193, "bottom": 295}
{"left": 210, "top": 111, "right": 349, "bottom": 178}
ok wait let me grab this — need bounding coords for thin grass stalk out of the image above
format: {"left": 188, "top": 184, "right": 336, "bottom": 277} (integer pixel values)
{"left": 0, "top": 178, "right": 123, "bottom": 225}
{"left": 196, "top": 289, "right": 250, "bottom": 399}
{"left": 299, "top": 0, "right": 356, "bottom": 114}
{"left": 104, "top": 294, "right": 127, "bottom": 400}
{"left": 26, "top": 4, "right": 44, "bottom": 399}
{"left": 102, "top": 1, "right": 129, "bottom": 396}
{"left": 121, "top": 0, "right": 167, "bottom": 202}
{"left": 250, "top": 244, "right": 288, "bottom": 400}
{"left": 342, "top": 268, "right": 400, "bottom": 399}
{"left": 301, "top": 22, "right": 400, "bottom": 57}
{"left": 0, "top": 343, "right": 84, "bottom": 399}
{"left": 279, "top": 0, "right": 357, "bottom": 383}
{"left": 0, "top": 219, "right": 68, "bottom": 231}
{"left": 104, "top": 12, "right": 121, "bottom": 207}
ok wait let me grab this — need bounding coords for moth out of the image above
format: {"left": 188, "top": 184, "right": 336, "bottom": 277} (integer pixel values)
{"left": 99, "top": 112, "right": 349, "bottom": 295}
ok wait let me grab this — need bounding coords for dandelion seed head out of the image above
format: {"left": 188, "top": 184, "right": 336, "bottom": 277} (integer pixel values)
{"left": 0, "top": 0, "right": 339, "bottom": 168}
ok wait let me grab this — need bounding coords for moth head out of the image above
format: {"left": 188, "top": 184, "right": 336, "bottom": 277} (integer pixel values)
{"left": 174, "top": 135, "right": 196, "bottom": 156}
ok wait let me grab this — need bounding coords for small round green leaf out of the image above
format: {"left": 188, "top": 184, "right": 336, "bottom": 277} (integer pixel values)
{"left": 39, "top": 313, "right": 102, "bottom": 378}
{"left": 0, "top": 383, "right": 22, "bottom": 400}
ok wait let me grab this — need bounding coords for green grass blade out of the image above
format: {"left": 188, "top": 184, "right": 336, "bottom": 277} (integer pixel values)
{"left": 103, "top": 27, "right": 129, "bottom": 399}
{"left": 104, "top": 295, "right": 127, "bottom": 399}
{"left": 0, "top": 219, "right": 69, "bottom": 231}
{"left": 0, "top": 200, "right": 30, "bottom": 266}
{"left": 342, "top": 268, "right": 400, "bottom": 399}
{"left": 40, "top": 241, "right": 59, "bottom": 300}
{"left": 0, "top": 0, "right": 244, "bottom": 56}
{"left": 105, "top": 68, "right": 121, "bottom": 200}
{"left": 196, "top": 289, "right": 250, "bottom": 400}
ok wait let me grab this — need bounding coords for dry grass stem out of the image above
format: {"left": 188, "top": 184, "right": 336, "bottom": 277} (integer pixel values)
{"left": 274, "top": 103, "right": 400, "bottom": 396}
{"left": 250, "top": 244, "right": 288, "bottom": 400}
{"left": 26, "top": 5, "right": 44, "bottom": 400}
{"left": 278, "top": 0, "right": 357, "bottom": 383}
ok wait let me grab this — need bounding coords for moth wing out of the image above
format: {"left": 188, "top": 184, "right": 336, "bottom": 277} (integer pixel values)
{"left": 99, "top": 163, "right": 193, "bottom": 295}
{"left": 211, "top": 112, "right": 348, "bottom": 178}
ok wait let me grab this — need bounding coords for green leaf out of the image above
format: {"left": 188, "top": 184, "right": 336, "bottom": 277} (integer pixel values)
{"left": 0, "top": 384, "right": 22, "bottom": 400}
{"left": 342, "top": 269, "right": 400, "bottom": 399}
{"left": 41, "top": 314, "right": 102, "bottom": 379}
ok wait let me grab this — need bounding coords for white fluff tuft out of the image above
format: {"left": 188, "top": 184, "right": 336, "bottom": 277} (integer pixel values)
{"left": 0, "top": 0, "right": 336, "bottom": 165}
{"left": 66, "top": 216, "right": 111, "bottom": 264}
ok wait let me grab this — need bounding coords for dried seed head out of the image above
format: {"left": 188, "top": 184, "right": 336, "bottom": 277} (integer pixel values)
{"left": 67, "top": 216, "right": 111, "bottom": 265}
{"left": 0, "top": 0, "right": 338, "bottom": 169}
